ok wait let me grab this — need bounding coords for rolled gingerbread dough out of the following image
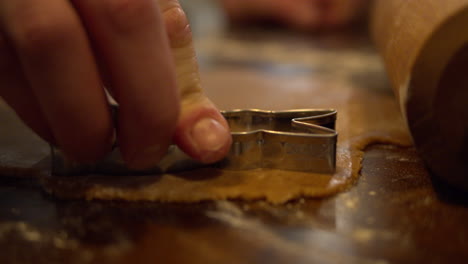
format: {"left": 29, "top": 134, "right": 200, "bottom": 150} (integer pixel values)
{"left": 36, "top": 66, "right": 412, "bottom": 204}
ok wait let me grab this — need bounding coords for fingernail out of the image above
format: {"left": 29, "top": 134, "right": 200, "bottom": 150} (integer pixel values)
{"left": 191, "top": 118, "right": 230, "bottom": 158}
{"left": 128, "top": 144, "right": 163, "bottom": 169}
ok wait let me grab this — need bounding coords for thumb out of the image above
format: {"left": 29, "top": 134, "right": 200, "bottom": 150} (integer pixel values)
{"left": 159, "top": 0, "right": 232, "bottom": 163}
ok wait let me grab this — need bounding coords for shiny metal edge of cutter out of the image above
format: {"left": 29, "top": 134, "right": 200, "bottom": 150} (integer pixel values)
{"left": 51, "top": 109, "right": 338, "bottom": 176}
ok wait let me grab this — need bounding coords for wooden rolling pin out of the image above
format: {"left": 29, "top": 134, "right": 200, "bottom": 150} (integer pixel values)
{"left": 371, "top": 0, "right": 468, "bottom": 190}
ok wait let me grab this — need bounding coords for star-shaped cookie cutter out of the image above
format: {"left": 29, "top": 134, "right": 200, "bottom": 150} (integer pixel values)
{"left": 51, "top": 109, "right": 337, "bottom": 175}
{"left": 220, "top": 109, "right": 337, "bottom": 173}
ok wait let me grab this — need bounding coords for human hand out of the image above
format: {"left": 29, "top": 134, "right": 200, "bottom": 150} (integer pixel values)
{"left": 0, "top": 0, "right": 232, "bottom": 169}
{"left": 221, "top": 0, "right": 369, "bottom": 30}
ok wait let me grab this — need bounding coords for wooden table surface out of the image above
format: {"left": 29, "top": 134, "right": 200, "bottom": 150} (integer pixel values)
{"left": 1, "top": 1, "right": 467, "bottom": 263}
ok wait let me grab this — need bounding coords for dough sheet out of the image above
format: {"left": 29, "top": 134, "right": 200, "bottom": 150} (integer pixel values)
{"left": 38, "top": 67, "right": 413, "bottom": 204}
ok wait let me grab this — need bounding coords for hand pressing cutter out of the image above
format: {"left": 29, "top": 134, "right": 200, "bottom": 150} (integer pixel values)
{"left": 51, "top": 109, "right": 337, "bottom": 175}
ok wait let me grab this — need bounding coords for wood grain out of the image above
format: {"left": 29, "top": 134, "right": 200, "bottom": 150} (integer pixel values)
{"left": 371, "top": 0, "right": 468, "bottom": 189}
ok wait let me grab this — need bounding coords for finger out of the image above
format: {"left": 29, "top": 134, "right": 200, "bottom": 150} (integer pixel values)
{"left": 222, "top": 0, "right": 283, "bottom": 20}
{"left": 222, "top": 0, "right": 319, "bottom": 30}
{"left": 314, "top": 0, "right": 368, "bottom": 28}
{"left": 72, "top": 0, "right": 180, "bottom": 169}
{"left": 159, "top": 0, "right": 232, "bottom": 163}
{"left": 0, "top": 31, "right": 54, "bottom": 143}
{"left": 277, "top": 0, "right": 319, "bottom": 30}
{"left": 0, "top": 0, "right": 114, "bottom": 162}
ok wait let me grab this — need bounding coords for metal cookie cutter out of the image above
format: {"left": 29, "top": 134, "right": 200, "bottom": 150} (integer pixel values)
{"left": 51, "top": 109, "right": 337, "bottom": 175}
{"left": 220, "top": 109, "right": 337, "bottom": 173}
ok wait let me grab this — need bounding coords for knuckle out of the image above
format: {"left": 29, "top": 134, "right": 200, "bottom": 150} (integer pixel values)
{"left": 11, "top": 15, "right": 78, "bottom": 56}
{"left": 162, "top": 4, "right": 192, "bottom": 47}
{"left": 104, "top": 0, "right": 158, "bottom": 33}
